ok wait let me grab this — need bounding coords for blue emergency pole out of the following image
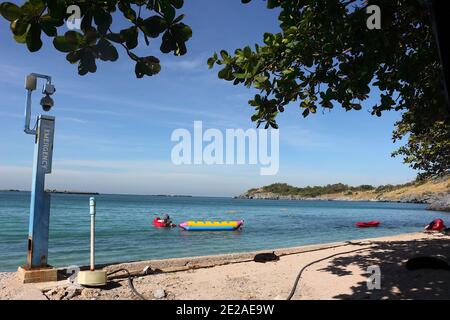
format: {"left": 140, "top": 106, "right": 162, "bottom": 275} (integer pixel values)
{"left": 23, "top": 74, "right": 56, "bottom": 269}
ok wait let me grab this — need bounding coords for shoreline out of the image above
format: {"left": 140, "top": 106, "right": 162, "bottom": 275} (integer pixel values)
{"left": 2, "top": 231, "right": 449, "bottom": 300}
{"left": 235, "top": 194, "right": 450, "bottom": 212}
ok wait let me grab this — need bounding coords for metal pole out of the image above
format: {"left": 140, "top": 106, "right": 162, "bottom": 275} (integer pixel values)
{"left": 89, "top": 197, "right": 96, "bottom": 271}
{"left": 23, "top": 73, "right": 56, "bottom": 270}
{"left": 27, "top": 115, "right": 55, "bottom": 268}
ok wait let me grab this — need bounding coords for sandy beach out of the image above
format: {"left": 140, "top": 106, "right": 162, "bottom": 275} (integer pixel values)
{"left": 1, "top": 232, "right": 449, "bottom": 300}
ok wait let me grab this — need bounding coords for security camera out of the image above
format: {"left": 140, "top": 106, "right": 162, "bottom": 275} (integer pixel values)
{"left": 43, "top": 83, "right": 55, "bottom": 95}
{"left": 40, "top": 94, "right": 54, "bottom": 112}
{"left": 24, "top": 73, "right": 56, "bottom": 135}
{"left": 40, "top": 82, "right": 55, "bottom": 111}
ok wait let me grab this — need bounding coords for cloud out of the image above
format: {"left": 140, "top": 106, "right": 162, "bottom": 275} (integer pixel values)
{"left": 279, "top": 125, "right": 330, "bottom": 149}
{"left": 161, "top": 57, "right": 204, "bottom": 70}
{"left": 58, "top": 116, "right": 88, "bottom": 124}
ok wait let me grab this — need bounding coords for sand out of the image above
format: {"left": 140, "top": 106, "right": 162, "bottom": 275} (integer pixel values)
{"left": 1, "top": 232, "right": 449, "bottom": 300}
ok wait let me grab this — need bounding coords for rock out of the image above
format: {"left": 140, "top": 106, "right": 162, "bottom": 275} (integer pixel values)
{"left": 153, "top": 289, "right": 166, "bottom": 299}
{"left": 63, "top": 287, "right": 82, "bottom": 300}
{"left": 427, "top": 193, "right": 450, "bottom": 212}
{"left": 45, "top": 286, "right": 67, "bottom": 300}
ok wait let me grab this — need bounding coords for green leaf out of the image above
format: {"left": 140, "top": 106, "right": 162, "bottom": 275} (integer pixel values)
{"left": 135, "top": 56, "right": 161, "bottom": 78}
{"left": 13, "top": 31, "right": 27, "bottom": 43}
{"left": 0, "top": 2, "right": 21, "bottom": 22}
{"left": 267, "top": 0, "right": 280, "bottom": 9}
{"left": 20, "top": 1, "right": 44, "bottom": 16}
{"left": 218, "top": 66, "right": 234, "bottom": 81}
{"left": 169, "top": 0, "right": 184, "bottom": 9}
{"left": 105, "top": 32, "right": 124, "bottom": 44}
{"left": 78, "top": 50, "right": 97, "bottom": 75}
{"left": 159, "top": 1, "right": 176, "bottom": 22}
{"left": 96, "top": 38, "right": 118, "bottom": 62}
{"left": 350, "top": 103, "right": 362, "bottom": 110}
{"left": 65, "top": 30, "right": 82, "bottom": 46}
{"left": 207, "top": 53, "right": 218, "bottom": 68}
{"left": 53, "top": 35, "right": 78, "bottom": 52}
{"left": 173, "top": 14, "right": 185, "bottom": 24}
{"left": 80, "top": 12, "right": 93, "bottom": 32}
{"left": 118, "top": 2, "right": 136, "bottom": 21}
{"left": 171, "top": 23, "right": 192, "bottom": 42}
{"left": 47, "top": 0, "right": 66, "bottom": 20}
{"left": 40, "top": 19, "right": 57, "bottom": 37}
{"left": 83, "top": 27, "right": 99, "bottom": 46}
{"left": 94, "top": 8, "right": 112, "bottom": 35}
{"left": 220, "top": 50, "right": 229, "bottom": 60}
{"left": 160, "top": 30, "right": 176, "bottom": 53}
{"left": 66, "top": 50, "right": 81, "bottom": 64}
{"left": 269, "top": 121, "right": 279, "bottom": 129}
{"left": 141, "top": 16, "right": 167, "bottom": 38}
{"left": 120, "top": 26, "right": 138, "bottom": 49}
{"left": 10, "top": 19, "right": 29, "bottom": 36}
{"left": 26, "top": 22, "right": 42, "bottom": 52}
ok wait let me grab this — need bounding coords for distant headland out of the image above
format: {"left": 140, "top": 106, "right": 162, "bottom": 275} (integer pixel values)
{"left": 45, "top": 190, "right": 100, "bottom": 195}
{"left": 236, "top": 175, "right": 450, "bottom": 212}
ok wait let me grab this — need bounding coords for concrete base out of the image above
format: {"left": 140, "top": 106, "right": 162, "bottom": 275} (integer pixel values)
{"left": 17, "top": 266, "right": 58, "bottom": 284}
{"left": 77, "top": 270, "right": 107, "bottom": 287}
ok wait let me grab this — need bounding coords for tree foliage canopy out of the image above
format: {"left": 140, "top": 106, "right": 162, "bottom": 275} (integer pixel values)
{"left": 208, "top": 0, "right": 450, "bottom": 177}
{"left": 0, "top": 0, "right": 192, "bottom": 77}
{"left": 1, "top": 1, "right": 449, "bottom": 178}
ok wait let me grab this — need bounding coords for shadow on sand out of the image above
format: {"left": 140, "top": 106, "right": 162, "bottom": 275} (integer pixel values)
{"left": 319, "top": 236, "right": 450, "bottom": 299}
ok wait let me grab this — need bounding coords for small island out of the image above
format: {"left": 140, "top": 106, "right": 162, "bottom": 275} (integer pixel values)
{"left": 236, "top": 175, "right": 450, "bottom": 212}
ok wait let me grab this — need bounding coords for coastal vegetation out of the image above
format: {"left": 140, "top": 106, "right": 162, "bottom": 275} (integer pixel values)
{"left": 239, "top": 175, "right": 450, "bottom": 211}
{"left": 248, "top": 182, "right": 377, "bottom": 198}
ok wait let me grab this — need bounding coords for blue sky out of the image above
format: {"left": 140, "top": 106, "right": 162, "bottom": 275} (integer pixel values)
{"left": 0, "top": 1, "right": 415, "bottom": 196}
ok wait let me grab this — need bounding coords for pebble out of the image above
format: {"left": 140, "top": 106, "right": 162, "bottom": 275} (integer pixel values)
{"left": 153, "top": 289, "right": 166, "bottom": 299}
{"left": 64, "top": 288, "right": 82, "bottom": 300}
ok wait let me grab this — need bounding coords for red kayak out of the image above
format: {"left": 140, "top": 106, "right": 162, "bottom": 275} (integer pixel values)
{"left": 356, "top": 221, "right": 380, "bottom": 228}
{"left": 152, "top": 219, "right": 176, "bottom": 228}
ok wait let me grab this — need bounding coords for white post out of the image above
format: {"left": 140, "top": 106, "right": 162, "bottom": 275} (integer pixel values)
{"left": 89, "top": 197, "right": 96, "bottom": 271}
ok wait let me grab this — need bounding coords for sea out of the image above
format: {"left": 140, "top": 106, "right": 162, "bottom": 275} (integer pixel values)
{"left": 0, "top": 191, "right": 447, "bottom": 271}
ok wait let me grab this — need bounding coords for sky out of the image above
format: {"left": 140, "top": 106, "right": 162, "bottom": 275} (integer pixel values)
{"left": 0, "top": 0, "right": 417, "bottom": 196}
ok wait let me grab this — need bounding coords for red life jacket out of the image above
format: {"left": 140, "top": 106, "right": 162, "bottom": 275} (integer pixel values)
{"left": 430, "top": 219, "right": 445, "bottom": 231}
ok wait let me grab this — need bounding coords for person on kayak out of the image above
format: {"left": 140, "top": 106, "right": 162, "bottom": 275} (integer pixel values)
{"left": 162, "top": 213, "right": 172, "bottom": 227}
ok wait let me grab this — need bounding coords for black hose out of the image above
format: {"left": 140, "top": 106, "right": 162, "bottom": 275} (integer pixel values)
{"left": 286, "top": 247, "right": 370, "bottom": 300}
{"left": 107, "top": 268, "right": 147, "bottom": 300}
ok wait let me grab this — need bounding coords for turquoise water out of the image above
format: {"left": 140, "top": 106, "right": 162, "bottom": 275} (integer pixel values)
{"left": 0, "top": 191, "right": 447, "bottom": 271}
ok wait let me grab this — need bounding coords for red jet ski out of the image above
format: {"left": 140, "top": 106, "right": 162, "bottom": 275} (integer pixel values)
{"left": 356, "top": 221, "right": 380, "bottom": 228}
{"left": 152, "top": 218, "right": 176, "bottom": 228}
